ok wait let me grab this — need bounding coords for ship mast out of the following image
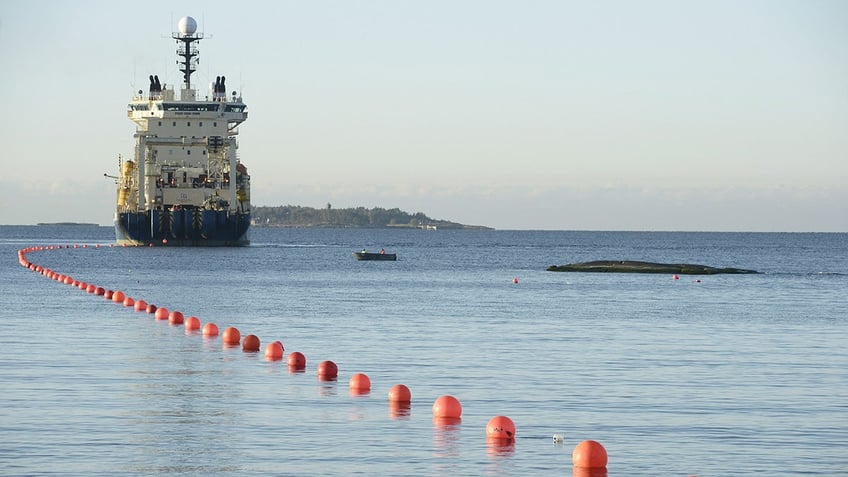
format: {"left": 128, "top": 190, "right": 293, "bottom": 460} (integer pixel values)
{"left": 173, "top": 16, "right": 203, "bottom": 94}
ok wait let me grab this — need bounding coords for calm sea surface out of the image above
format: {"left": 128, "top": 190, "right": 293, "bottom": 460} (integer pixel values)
{"left": 1, "top": 225, "right": 846, "bottom": 476}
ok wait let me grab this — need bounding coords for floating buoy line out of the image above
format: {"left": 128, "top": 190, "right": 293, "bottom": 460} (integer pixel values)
{"left": 15, "top": 243, "right": 663, "bottom": 473}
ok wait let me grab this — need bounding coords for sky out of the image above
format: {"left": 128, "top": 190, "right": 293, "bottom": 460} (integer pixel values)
{"left": 1, "top": 0, "right": 846, "bottom": 231}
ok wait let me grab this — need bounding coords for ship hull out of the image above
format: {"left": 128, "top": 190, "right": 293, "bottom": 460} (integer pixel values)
{"left": 115, "top": 209, "right": 250, "bottom": 246}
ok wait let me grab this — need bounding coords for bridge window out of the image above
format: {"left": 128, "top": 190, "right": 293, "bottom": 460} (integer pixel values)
{"left": 161, "top": 103, "right": 221, "bottom": 112}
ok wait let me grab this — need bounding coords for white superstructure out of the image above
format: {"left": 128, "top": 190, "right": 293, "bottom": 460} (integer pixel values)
{"left": 118, "top": 16, "right": 250, "bottom": 219}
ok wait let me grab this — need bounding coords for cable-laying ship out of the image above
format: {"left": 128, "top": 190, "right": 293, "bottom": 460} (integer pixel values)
{"left": 114, "top": 16, "right": 250, "bottom": 246}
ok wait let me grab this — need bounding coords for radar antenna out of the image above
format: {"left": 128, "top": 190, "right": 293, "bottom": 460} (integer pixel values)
{"left": 172, "top": 16, "right": 203, "bottom": 90}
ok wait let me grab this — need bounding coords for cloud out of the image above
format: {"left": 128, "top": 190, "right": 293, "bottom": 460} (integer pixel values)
{"left": 0, "top": 178, "right": 114, "bottom": 225}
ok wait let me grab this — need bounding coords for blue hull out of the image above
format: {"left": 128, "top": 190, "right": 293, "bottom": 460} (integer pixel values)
{"left": 115, "top": 209, "right": 250, "bottom": 246}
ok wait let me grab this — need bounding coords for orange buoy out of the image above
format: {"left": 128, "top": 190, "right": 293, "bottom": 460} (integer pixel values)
{"left": 185, "top": 316, "right": 201, "bottom": 331}
{"left": 77, "top": 281, "right": 87, "bottom": 290}
{"left": 146, "top": 303, "right": 157, "bottom": 314}
{"left": 287, "top": 351, "right": 306, "bottom": 370}
{"left": 63, "top": 276, "right": 73, "bottom": 284}
{"left": 572, "top": 439, "right": 608, "bottom": 469}
{"left": 123, "top": 297, "right": 135, "bottom": 307}
{"left": 273, "top": 340, "right": 284, "bottom": 351}
{"left": 264, "top": 341, "right": 283, "bottom": 361}
{"left": 672, "top": 274, "right": 680, "bottom": 280}
{"left": 512, "top": 277, "right": 518, "bottom": 284}
{"left": 162, "top": 238, "right": 168, "bottom": 245}
{"left": 317, "top": 360, "right": 338, "bottom": 379}
{"left": 350, "top": 387, "right": 370, "bottom": 397}
{"left": 104, "top": 290, "right": 114, "bottom": 299}
{"left": 433, "top": 395, "right": 462, "bottom": 419}
{"left": 168, "top": 311, "right": 184, "bottom": 325}
{"left": 86, "top": 284, "right": 96, "bottom": 293}
{"left": 112, "top": 290, "right": 125, "bottom": 303}
{"left": 388, "top": 384, "right": 411, "bottom": 403}
{"left": 134, "top": 299, "right": 147, "bottom": 311}
{"left": 202, "top": 322, "right": 219, "bottom": 337}
{"left": 349, "top": 373, "right": 371, "bottom": 390}
{"left": 154, "top": 307, "right": 169, "bottom": 320}
{"left": 242, "top": 334, "right": 260, "bottom": 352}
{"left": 94, "top": 287, "right": 105, "bottom": 296}
{"left": 222, "top": 326, "right": 241, "bottom": 345}
{"left": 486, "top": 415, "right": 516, "bottom": 441}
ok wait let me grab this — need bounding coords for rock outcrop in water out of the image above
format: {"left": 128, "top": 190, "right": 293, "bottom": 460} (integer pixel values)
{"left": 546, "top": 260, "right": 759, "bottom": 275}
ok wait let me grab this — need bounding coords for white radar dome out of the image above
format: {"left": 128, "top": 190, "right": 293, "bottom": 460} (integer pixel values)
{"left": 178, "top": 16, "right": 198, "bottom": 35}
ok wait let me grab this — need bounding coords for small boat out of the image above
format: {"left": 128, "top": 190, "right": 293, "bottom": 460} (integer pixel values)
{"left": 353, "top": 251, "right": 397, "bottom": 261}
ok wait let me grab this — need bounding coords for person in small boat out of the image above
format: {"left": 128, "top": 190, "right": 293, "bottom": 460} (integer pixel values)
{"left": 361, "top": 248, "right": 367, "bottom": 254}
{"left": 379, "top": 248, "right": 385, "bottom": 254}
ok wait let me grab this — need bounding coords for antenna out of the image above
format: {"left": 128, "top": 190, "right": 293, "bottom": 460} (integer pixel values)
{"left": 173, "top": 16, "right": 203, "bottom": 90}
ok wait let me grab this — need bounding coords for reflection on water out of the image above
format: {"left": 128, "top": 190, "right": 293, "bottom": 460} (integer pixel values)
{"left": 573, "top": 467, "right": 608, "bottom": 477}
{"left": 388, "top": 401, "right": 411, "bottom": 419}
{"left": 222, "top": 343, "right": 241, "bottom": 352}
{"left": 432, "top": 417, "right": 462, "bottom": 458}
{"left": 485, "top": 439, "right": 515, "bottom": 458}
{"left": 349, "top": 388, "right": 370, "bottom": 397}
{"left": 123, "top": 365, "right": 244, "bottom": 475}
{"left": 318, "top": 382, "right": 337, "bottom": 397}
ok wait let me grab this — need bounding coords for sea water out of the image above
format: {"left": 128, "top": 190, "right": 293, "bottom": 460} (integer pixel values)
{"left": 0, "top": 225, "right": 846, "bottom": 476}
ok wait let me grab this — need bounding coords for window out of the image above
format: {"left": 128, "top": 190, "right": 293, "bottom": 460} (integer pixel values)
{"left": 187, "top": 122, "right": 191, "bottom": 127}
{"left": 161, "top": 102, "right": 220, "bottom": 112}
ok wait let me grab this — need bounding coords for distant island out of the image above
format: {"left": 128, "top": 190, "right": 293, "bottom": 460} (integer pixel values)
{"left": 252, "top": 204, "right": 491, "bottom": 230}
{"left": 37, "top": 222, "right": 100, "bottom": 227}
